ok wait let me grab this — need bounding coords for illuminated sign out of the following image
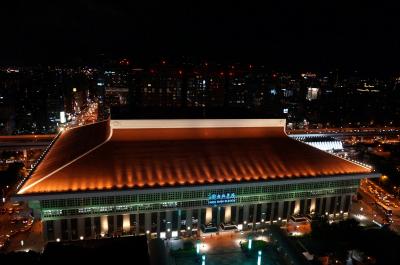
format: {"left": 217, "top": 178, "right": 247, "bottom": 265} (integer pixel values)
{"left": 208, "top": 193, "right": 236, "bottom": 206}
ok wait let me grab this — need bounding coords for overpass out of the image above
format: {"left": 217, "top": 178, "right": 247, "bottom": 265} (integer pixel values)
{"left": 287, "top": 128, "right": 400, "bottom": 139}
{"left": 0, "top": 135, "right": 55, "bottom": 151}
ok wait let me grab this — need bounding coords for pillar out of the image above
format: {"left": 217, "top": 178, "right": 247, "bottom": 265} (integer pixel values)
{"left": 101, "top": 215, "right": 108, "bottom": 234}
{"left": 243, "top": 205, "right": 249, "bottom": 223}
{"left": 145, "top": 213, "right": 151, "bottom": 233}
{"left": 186, "top": 209, "right": 192, "bottom": 229}
{"left": 205, "top": 208, "right": 212, "bottom": 224}
{"left": 54, "top": 220, "right": 62, "bottom": 240}
{"left": 90, "top": 217, "right": 95, "bottom": 237}
{"left": 135, "top": 213, "right": 140, "bottom": 235}
{"left": 77, "top": 218, "right": 85, "bottom": 239}
{"left": 123, "top": 214, "right": 130, "bottom": 233}
{"left": 113, "top": 215, "right": 118, "bottom": 233}
{"left": 224, "top": 206, "right": 231, "bottom": 223}
{"left": 67, "top": 219, "right": 72, "bottom": 240}
{"left": 294, "top": 200, "right": 301, "bottom": 215}
{"left": 310, "top": 198, "right": 316, "bottom": 213}
{"left": 277, "top": 202, "right": 284, "bottom": 220}
{"left": 42, "top": 221, "right": 48, "bottom": 241}
{"left": 216, "top": 207, "right": 221, "bottom": 226}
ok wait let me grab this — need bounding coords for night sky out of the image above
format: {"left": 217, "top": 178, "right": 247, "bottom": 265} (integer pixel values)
{"left": 1, "top": 1, "right": 399, "bottom": 73}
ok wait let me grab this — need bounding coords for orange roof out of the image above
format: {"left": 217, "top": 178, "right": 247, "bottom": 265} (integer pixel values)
{"left": 17, "top": 119, "right": 371, "bottom": 194}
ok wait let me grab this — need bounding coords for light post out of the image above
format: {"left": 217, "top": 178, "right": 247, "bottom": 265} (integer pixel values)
{"left": 196, "top": 240, "right": 200, "bottom": 255}
{"left": 248, "top": 237, "right": 252, "bottom": 251}
{"left": 257, "top": 250, "right": 262, "bottom": 265}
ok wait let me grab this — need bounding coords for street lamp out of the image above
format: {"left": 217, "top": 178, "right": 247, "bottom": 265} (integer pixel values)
{"left": 196, "top": 240, "right": 200, "bottom": 255}
{"left": 248, "top": 238, "right": 252, "bottom": 250}
{"left": 257, "top": 250, "right": 262, "bottom": 265}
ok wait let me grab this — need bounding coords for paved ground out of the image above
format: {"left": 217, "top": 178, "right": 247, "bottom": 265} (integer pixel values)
{"left": 167, "top": 231, "right": 281, "bottom": 265}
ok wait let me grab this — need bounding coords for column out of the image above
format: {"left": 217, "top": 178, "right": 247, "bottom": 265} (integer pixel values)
{"left": 177, "top": 210, "right": 181, "bottom": 235}
{"left": 216, "top": 207, "right": 221, "bottom": 226}
{"left": 310, "top": 198, "right": 316, "bottom": 213}
{"left": 135, "top": 214, "right": 140, "bottom": 235}
{"left": 186, "top": 209, "right": 192, "bottom": 230}
{"left": 339, "top": 195, "right": 346, "bottom": 213}
{"left": 145, "top": 213, "right": 151, "bottom": 234}
{"left": 67, "top": 219, "right": 72, "bottom": 240}
{"left": 77, "top": 218, "right": 85, "bottom": 239}
{"left": 156, "top": 212, "right": 161, "bottom": 235}
{"left": 224, "top": 206, "right": 231, "bottom": 223}
{"left": 90, "top": 217, "right": 95, "bottom": 237}
{"left": 123, "top": 214, "right": 130, "bottom": 233}
{"left": 235, "top": 206, "right": 239, "bottom": 224}
{"left": 252, "top": 204, "right": 257, "bottom": 226}
{"left": 197, "top": 209, "right": 202, "bottom": 227}
{"left": 325, "top": 197, "right": 332, "bottom": 215}
{"left": 166, "top": 211, "right": 172, "bottom": 237}
{"left": 243, "top": 205, "right": 249, "bottom": 223}
{"left": 294, "top": 200, "right": 301, "bottom": 215}
{"left": 54, "top": 220, "right": 62, "bottom": 240}
{"left": 42, "top": 221, "right": 48, "bottom": 241}
{"left": 277, "top": 202, "right": 284, "bottom": 220}
{"left": 113, "top": 215, "right": 118, "bottom": 234}
{"left": 101, "top": 215, "right": 108, "bottom": 234}
{"left": 205, "top": 208, "right": 212, "bottom": 224}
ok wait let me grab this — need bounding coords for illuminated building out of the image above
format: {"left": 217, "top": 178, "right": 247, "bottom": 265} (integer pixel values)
{"left": 104, "top": 70, "right": 130, "bottom": 107}
{"left": 12, "top": 119, "right": 376, "bottom": 241}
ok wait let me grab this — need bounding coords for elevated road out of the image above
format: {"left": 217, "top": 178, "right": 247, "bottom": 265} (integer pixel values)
{"left": 0, "top": 135, "right": 55, "bottom": 151}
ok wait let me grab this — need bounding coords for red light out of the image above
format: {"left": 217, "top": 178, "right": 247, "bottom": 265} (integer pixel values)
{"left": 150, "top": 69, "right": 155, "bottom": 74}
{"left": 162, "top": 60, "right": 166, "bottom": 65}
{"left": 229, "top": 72, "right": 233, "bottom": 76}
{"left": 220, "top": 72, "right": 224, "bottom": 76}
{"left": 178, "top": 70, "right": 183, "bottom": 75}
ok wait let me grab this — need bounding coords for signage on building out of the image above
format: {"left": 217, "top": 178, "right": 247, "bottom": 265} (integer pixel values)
{"left": 208, "top": 193, "right": 236, "bottom": 206}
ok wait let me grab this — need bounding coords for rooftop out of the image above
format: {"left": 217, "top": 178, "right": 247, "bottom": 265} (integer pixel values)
{"left": 17, "top": 119, "right": 372, "bottom": 195}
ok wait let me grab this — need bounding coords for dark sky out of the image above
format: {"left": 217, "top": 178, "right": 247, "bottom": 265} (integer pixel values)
{"left": 1, "top": 1, "right": 400, "bottom": 72}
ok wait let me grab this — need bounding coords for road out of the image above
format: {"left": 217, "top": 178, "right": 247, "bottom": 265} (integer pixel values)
{"left": 0, "top": 201, "right": 43, "bottom": 252}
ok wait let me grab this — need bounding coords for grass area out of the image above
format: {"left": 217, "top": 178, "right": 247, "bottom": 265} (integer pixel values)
{"left": 240, "top": 240, "right": 268, "bottom": 253}
{"left": 170, "top": 241, "right": 196, "bottom": 257}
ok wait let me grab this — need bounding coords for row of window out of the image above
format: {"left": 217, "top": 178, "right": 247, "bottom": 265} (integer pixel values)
{"left": 40, "top": 179, "right": 359, "bottom": 209}
{"left": 41, "top": 186, "right": 357, "bottom": 219}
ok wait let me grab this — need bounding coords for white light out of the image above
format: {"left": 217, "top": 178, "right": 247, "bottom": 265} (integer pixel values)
{"left": 202, "top": 255, "right": 206, "bottom": 265}
{"left": 248, "top": 239, "right": 252, "bottom": 250}
{"left": 80, "top": 236, "right": 84, "bottom": 240}
{"left": 146, "top": 230, "right": 150, "bottom": 234}
{"left": 160, "top": 232, "right": 166, "bottom": 239}
{"left": 172, "top": 231, "right": 178, "bottom": 238}
{"left": 196, "top": 242, "right": 200, "bottom": 254}
{"left": 237, "top": 224, "right": 243, "bottom": 231}
{"left": 60, "top": 111, "right": 66, "bottom": 123}
{"left": 261, "top": 219, "right": 264, "bottom": 222}
{"left": 56, "top": 238, "right": 60, "bottom": 242}
{"left": 257, "top": 251, "right": 262, "bottom": 265}
{"left": 2, "top": 197, "right": 5, "bottom": 203}
{"left": 278, "top": 217, "right": 281, "bottom": 221}
{"left": 20, "top": 240, "right": 24, "bottom": 246}
{"left": 187, "top": 226, "right": 191, "bottom": 230}
{"left": 167, "top": 228, "right": 171, "bottom": 232}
